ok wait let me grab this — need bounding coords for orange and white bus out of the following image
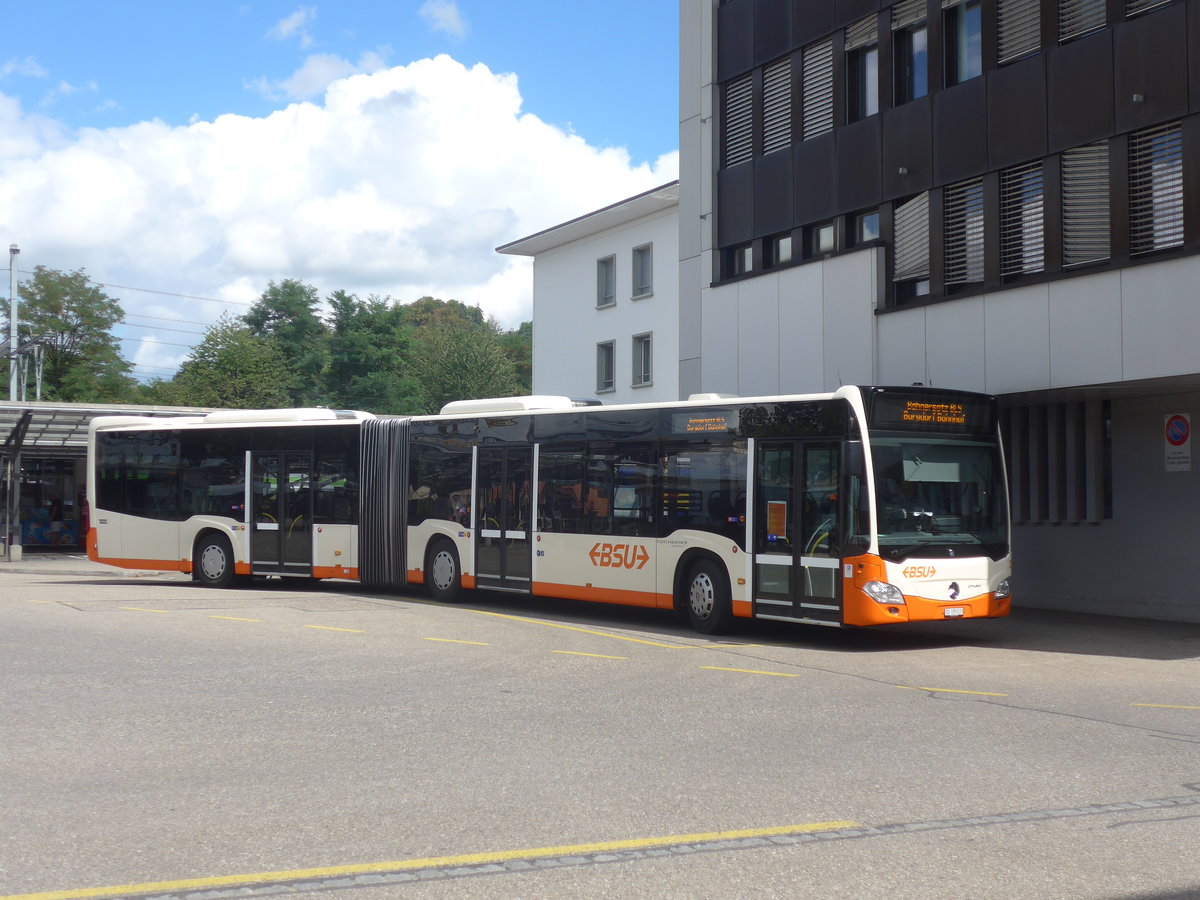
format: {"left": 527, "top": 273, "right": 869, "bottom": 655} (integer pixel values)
{"left": 86, "top": 385, "right": 1011, "bottom": 633}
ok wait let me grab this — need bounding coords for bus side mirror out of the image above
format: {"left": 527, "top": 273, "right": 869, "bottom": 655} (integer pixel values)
{"left": 844, "top": 441, "right": 865, "bottom": 479}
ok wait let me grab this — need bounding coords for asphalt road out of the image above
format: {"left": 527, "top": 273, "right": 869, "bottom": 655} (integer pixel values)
{"left": 2, "top": 563, "right": 1199, "bottom": 899}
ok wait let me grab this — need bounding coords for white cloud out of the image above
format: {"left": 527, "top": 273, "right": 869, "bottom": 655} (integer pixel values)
{"left": 1, "top": 57, "right": 48, "bottom": 79}
{"left": 247, "top": 50, "right": 389, "bottom": 101}
{"left": 418, "top": 0, "right": 467, "bottom": 39}
{"left": 267, "top": 6, "right": 317, "bottom": 47}
{"left": 0, "top": 55, "right": 678, "bottom": 367}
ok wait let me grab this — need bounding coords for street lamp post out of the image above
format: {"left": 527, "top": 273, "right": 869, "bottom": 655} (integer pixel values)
{"left": 8, "top": 243, "right": 19, "bottom": 401}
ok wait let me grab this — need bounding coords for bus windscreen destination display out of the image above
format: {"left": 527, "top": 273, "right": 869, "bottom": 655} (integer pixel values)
{"left": 868, "top": 391, "right": 995, "bottom": 434}
{"left": 672, "top": 412, "right": 737, "bottom": 434}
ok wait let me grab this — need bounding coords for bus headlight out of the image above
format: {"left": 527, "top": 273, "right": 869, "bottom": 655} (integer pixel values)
{"left": 994, "top": 578, "right": 1011, "bottom": 600}
{"left": 863, "top": 581, "right": 906, "bottom": 605}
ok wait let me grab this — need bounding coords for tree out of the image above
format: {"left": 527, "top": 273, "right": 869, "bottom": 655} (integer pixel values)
{"left": 409, "top": 318, "right": 521, "bottom": 414}
{"left": 243, "top": 279, "right": 330, "bottom": 406}
{"left": 497, "top": 321, "right": 532, "bottom": 393}
{"left": 11, "top": 266, "right": 136, "bottom": 401}
{"left": 166, "top": 314, "right": 293, "bottom": 408}
{"left": 324, "top": 291, "right": 423, "bottom": 414}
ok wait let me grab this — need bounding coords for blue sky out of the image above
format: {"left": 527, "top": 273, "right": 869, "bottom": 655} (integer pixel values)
{"left": 0, "top": 1, "right": 679, "bottom": 381}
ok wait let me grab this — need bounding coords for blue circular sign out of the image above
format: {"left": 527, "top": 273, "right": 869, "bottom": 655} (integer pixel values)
{"left": 1166, "top": 415, "right": 1190, "bottom": 447}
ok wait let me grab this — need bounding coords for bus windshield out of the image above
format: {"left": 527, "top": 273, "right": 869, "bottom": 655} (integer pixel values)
{"left": 870, "top": 433, "right": 1008, "bottom": 561}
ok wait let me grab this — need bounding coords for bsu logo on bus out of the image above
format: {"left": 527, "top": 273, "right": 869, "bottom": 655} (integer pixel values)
{"left": 589, "top": 542, "right": 650, "bottom": 570}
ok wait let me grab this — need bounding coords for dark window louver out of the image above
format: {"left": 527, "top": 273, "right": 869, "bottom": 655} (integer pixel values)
{"left": 762, "top": 58, "right": 792, "bottom": 155}
{"left": 1061, "top": 140, "right": 1110, "bottom": 267}
{"left": 1129, "top": 122, "right": 1184, "bottom": 255}
{"left": 1000, "top": 161, "right": 1045, "bottom": 276}
{"left": 722, "top": 74, "right": 753, "bottom": 167}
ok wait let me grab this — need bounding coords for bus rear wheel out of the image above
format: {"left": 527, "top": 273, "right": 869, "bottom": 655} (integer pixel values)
{"left": 426, "top": 540, "right": 463, "bottom": 603}
{"left": 684, "top": 558, "right": 733, "bottom": 635}
{"left": 195, "top": 534, "right": 236, "bottom": 588}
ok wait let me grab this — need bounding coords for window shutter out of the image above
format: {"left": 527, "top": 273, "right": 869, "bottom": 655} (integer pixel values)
{"left": 1126, "top": 0, "right": 1172, "bottom": 16}
{"left": 1129, "top": 122, "right": 1184, "bottom": 255}
{"left": 997, "top": 0, "right": 1040, "bottom": 63}
{"left": 1059, "top": 0, "right": 1106, "bottom": 41}
{"left": 801, "top": 40, "right": 834, "bottom": 139}
{"left": 844, "top": 15, "right": 877, "bottom": 51}
{"left": 893, "top": 192, "right": 930, "bottom": 282}
{"left": 722, "top": 74, "right": 753, "bottom": 167}
{"left": 1000, "top": 161, "right": 1045, "bottom": 276}
{"left": 1061, "top": 141, "right": 1110, "bottom": 267}
{"left": 944, "top": 178, "right": 985, "bottom": 285}
{"left": 762, "top": 58, "right": 792, "bottom": 155}
{"left": 892, "top": 0, "right": 927, "bottom": 30}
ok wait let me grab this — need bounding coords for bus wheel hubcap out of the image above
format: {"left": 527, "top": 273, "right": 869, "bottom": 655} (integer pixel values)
{"left": 201, "top": 546, "right": 225, "bottom": 579}
{"left": 432, "top": 551, "right": 455, "bottom": 590}
{"left": 690, "top": 572, "right": 714, "bottom": 618}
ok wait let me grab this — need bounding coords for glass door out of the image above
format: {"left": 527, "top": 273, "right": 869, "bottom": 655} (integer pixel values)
{"left": 753, "top": 441, "right": 842, "bottom": 624}
{"left": 251, "top": 452, "right": 312, "bottom": 576}
{"left": 475, "top": 447, "right": 532, "bottom": 591}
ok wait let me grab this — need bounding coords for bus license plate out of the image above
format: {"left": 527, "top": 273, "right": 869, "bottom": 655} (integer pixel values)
{"left": 943, "top": 607, "right": 965, "bottom": 618}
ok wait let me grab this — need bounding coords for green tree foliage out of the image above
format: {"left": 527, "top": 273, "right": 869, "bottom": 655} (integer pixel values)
{"left": 324, "top": 291, "right": 423, "bottom": 414}
{"left": 498, "top": 320, "right": 532, "bottom": 392}
{"left": 409, "top": 317, "right": 521, "bottom": 414}
{"left": 162, "top": 314, "right": 293, "bottom": 408}
{"left": 11, "top": 266, "right": 136, "bottom": 401}
{"left": 243, "top": 279, "right": 330, "bottom": 406}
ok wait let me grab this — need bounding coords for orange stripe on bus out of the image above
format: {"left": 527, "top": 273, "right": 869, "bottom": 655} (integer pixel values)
{"left": 532, "top": 582, "right": 669, "bottom": 609}
{"left": 90, "top": 556, "right": 190, "bottom": 573}
{"left": 312, "top": 566, "right": 360, "bottom": 580}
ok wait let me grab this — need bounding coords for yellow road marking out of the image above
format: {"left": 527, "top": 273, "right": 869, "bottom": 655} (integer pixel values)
{"left": 468, "top": 609, "right": 685, "bottom": 648}
{"left": 552, "top": 650, "right": 629, "bottom": 660}
{"left": 424, "top": 637, "right": 489, "bottom": 646}
{"left": 896, "top": 685, "right": 1008, "bottom": 697}
{"left": 119, "top": 607, "right": 170, "bottom": 614}
{"left": 209, "top": 616, "right": 261, "bottom": 623}
{"left": 27, "top": 600, "right": 57, "bottom": 604}
{"left": 1132, "top": 702, "right": 1200, "bottom": 710}
{"left": 304, "top": 625, "right": 364, "bottom": 634}
{"left": 0, "top": 820, "right": 858, "bottom": 900}
{"left": 702, "top": 665, "right": 802, "bottom": 678}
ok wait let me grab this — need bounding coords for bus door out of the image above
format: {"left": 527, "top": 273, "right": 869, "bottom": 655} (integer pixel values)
{"left": 251, "top": 452, "right": 313, "bottom": 576}
{"left": 753, "top": 441, "right": 842, "bottom": 625}
{"left": 475, "top": 446, "right": 532, "bottom": 591}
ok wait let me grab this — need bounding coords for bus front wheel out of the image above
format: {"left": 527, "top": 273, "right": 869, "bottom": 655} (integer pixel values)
{"left": 195, "top": 534, "right": 236, "bottom": 588}
{"left": 684, "top": 559, "right": 733, "bottom": 635}
{"left": 426, "top": 540, "right": 463, "bottom": 603}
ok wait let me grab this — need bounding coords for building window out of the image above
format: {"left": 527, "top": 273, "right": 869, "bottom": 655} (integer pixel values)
{"left": 997, "top": 0, "right": 1041, "bottom": 64}
{"left": 765, "top": 233, "right": 794, "bottom": 267}
{"left": 1126, "top": 0, "right": 1173, "bottom": 16}
{"left": 944, "top": 177, "right": 985, "bottom": 286}
{"left": 1129, "top": 122, "right": 1184, "bottom": 255}
{"left": 807, "top": 221, "right": 836, "bottom": 257}
{"left": 1000, "top": 161, "right": 1045, "bottom": 276}
{"left": 596, "top": 256, "right": 616, "bottom": 307}
{"left": 845, "top": 17, "right": 879, "bottom": 121}
{"left": 632, "top": 333, "right": 652, "bottom": 387}
{"left": 1061, "top": 140, "right": 1110, "bottom": 267}
{"left": 801, "top": 39, "right": 834, "bottom": 139}
{"left": 596, "top": 341, "right": 615, "bottom": 393}
{"left": 893, "top": 193, "right": 931, "bottom": 302}
{"left": 722, "top": 73, "right": 754, "bottom": 168}
{"left": 854, "top": 210, "right": 881, "bottom": 245}
{"left": 726, "top": 242, "right": 753, "bottom": 277}
{"left": 945, "top": 0, "right": 982, "bottom": 85}
{"left": 762, "top": 57, "right": 792, "bottom": 155}
{"left": 1059, "top": 0, "right": 1106, "bottom": 41}
{"left": 632, "top": 244, "right": 653, "bottom": 298}
{"left": 892, "top": 0, "right": 928, "bottom": 104}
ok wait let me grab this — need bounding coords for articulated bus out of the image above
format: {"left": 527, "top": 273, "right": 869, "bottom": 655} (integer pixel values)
{"left": 86, "top": 385, "right": 1011, "bottom": 633}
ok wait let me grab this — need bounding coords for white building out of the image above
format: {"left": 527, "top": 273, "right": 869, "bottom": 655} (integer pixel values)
{"left": 498, "top": 183, "right": 679, "bottom": 404}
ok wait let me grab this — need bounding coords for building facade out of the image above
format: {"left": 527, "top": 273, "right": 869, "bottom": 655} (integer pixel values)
{"left": 499, "top": 183, "right": 680, "bottom": 404}
{"left": 681, "top": 0, "right": 1200, "bottom": 622}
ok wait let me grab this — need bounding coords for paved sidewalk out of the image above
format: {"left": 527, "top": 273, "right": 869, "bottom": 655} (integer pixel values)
{"left": 0, "top": 552, "right": 155, "bottom": 578}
